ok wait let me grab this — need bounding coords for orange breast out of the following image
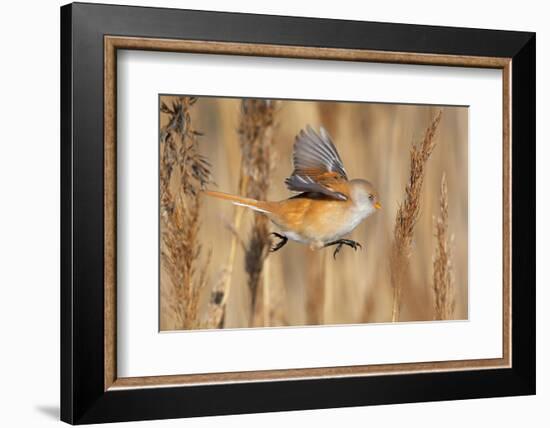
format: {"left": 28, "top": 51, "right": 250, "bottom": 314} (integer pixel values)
{"left": 268, "top": 196, "right": 355, "bottom": 243}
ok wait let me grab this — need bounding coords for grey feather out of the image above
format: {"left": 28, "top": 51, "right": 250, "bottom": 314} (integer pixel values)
{"left": 291, "top": 126, "right": 347, "bottom": 179}
{"left": 285, "top": 126, "right": 348, "bottom": 200}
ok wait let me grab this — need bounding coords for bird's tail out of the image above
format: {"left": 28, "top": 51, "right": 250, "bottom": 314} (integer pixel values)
{"left": 204, "top": 190, "right": 272, "bottom": 214}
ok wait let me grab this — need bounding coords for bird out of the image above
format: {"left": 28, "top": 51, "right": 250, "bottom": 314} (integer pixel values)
{"left": 205, "top": 125, "right": 381, "bottom": 258}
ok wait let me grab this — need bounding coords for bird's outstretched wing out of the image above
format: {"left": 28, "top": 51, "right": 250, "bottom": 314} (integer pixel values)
{"left": 285, "top": 126, "right": 349, "bottom": 200}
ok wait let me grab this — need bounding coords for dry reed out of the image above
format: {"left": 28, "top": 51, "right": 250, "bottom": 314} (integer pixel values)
{"left": 238, "top": 99, "right": 277, "bottom": 326}
{"left": 204, "top": 171, "right": 249, "bottom": 329}
{"left": 432, "top": 173, "right": 456, "bottom": 320}
{"left": 306, "top": 250, "right": 325, "bottom": 324}
{"left": 159, "top": 96, "right": 212, "bottom": 329}
{"left": 390, "top": 110, "right": 442, "bottom": 322}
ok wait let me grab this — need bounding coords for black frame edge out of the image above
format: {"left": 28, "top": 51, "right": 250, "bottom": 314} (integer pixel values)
{"left": 60, "top": 2, "right": 536, "bottom": 424}
{"left": 510, "top": 33, "right": 536, "bottom": 393}
{"left": 71, "top": 1, "right": 533, "bottom": 57}
{"left": 60, "top": 3, "right": 74, "bottom": 425}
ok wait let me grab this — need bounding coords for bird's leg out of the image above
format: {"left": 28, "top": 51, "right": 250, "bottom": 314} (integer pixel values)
{"left": 270, "top": 232, "right": 288, "bottom": 252}
{"left": 339, "top": 239, "right": 363, "bottom": 251}
{"left": 324, "top": 239, "right": 363, "bottom": 259}
{"left": 332, "top": 242, "right": 344, "bottom": 259}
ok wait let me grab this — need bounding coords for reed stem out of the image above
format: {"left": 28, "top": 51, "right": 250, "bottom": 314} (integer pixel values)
{"left": 159, "top": 96, "right": 212, "bottom": 329}
{"left": 238, "top": 99, "right": 277, "bottom": 327}
{"left": 432, "top": 173, "right": 456, "bottom": 320}
{"left": 390, "top": 111, "right": 442, "bottom": 322}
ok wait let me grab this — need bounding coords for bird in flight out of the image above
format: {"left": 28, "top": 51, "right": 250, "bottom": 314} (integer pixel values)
{"left": 205, "top": 126, "right": 381, "bottom": 258}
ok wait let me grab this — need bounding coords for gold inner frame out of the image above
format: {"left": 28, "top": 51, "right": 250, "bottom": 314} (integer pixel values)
{"left": 104, "top": 35, "right": 512, "bottom": 391}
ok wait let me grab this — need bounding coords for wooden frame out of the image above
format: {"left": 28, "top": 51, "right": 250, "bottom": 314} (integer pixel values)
{"left": 62, "top": 2, "right": 535, "bottom": 424}
{"left": 104, "top": 35, "right": 512, "bottom": 389}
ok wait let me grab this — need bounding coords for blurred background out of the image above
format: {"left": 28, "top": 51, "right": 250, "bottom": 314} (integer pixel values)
{"left": 159, "top": 95, "right": 468, "bottom": 330}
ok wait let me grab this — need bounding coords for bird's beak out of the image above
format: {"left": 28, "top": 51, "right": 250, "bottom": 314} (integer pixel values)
{"left": 374, "top": 201, "right": 382, "bottom": 210}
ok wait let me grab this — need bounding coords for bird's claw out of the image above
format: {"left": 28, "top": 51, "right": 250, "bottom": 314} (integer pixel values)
{"left": 327, "top": 239, "right": 363, "bottom": 259}
{"left": 333, "top": 243, "right": 343, "bottom": 259}
{"left": 270, "top": 232, "right": 288, "bottom": 252}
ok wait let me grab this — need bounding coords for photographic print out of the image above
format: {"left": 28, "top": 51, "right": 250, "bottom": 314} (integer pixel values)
{"left": 159, "top": 95, "right": 468, "bottom": 331}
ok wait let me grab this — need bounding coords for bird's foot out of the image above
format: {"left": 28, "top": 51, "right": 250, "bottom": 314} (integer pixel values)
{"left": 324, "top": 239, "right": 363, "bottom": 259}
{"left": 270, "top": 232, "right": 288, "bottom": 252}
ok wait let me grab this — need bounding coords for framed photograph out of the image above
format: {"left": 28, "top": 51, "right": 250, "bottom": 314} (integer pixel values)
{"left": 61, "top": 2, "right": 535, "bottom": 424}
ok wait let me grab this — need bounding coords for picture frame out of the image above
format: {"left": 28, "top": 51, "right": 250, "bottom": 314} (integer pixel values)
{"left": 60, "top": 2, "right": 535, "bottom": 424}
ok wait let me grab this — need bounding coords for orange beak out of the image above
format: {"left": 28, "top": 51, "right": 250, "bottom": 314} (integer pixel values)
{"left": 374, "top": 201, "right": 382, "bottom": 210}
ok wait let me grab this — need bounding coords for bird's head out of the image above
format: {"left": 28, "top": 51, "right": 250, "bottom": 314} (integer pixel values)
{"left": 349, "top": 179, "right": 382, "bottom": 215}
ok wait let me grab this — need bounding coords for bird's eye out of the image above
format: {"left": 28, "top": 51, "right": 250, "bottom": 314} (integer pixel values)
{"left": 368, "top": 194, "right": 374, "bottom": 201}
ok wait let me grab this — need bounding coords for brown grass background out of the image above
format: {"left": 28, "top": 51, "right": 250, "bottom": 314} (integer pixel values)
{"left": 159, "top": 96, "right": 468, "bottom": 330}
